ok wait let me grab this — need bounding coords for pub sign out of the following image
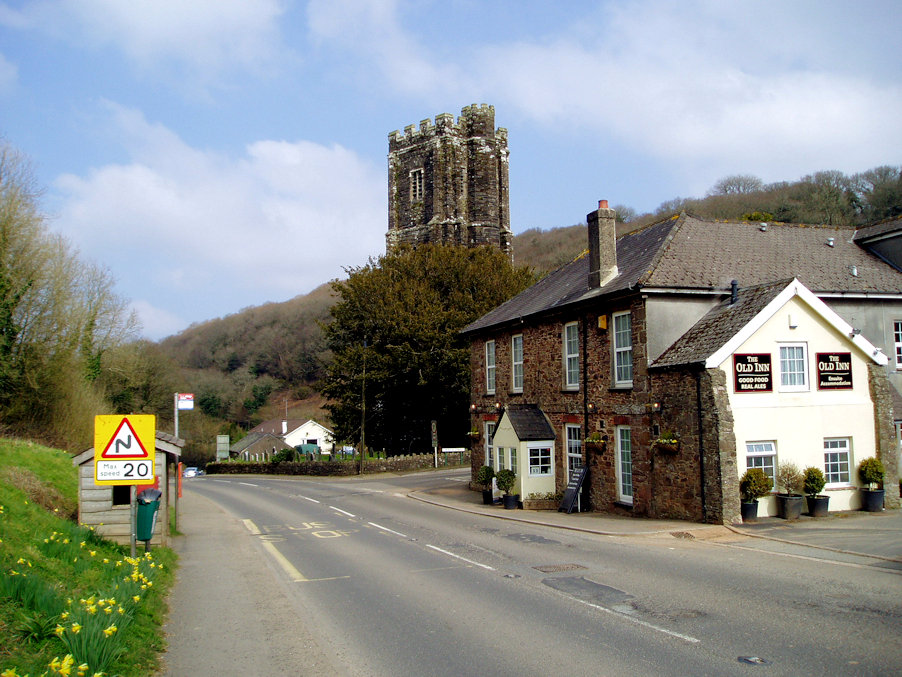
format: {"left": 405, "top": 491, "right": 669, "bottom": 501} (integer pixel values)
{"left": 734, "top": 353, "right": 772, "bottom": 392}
{"left": 817, "top": 352, "right": 852, "bottom": 390}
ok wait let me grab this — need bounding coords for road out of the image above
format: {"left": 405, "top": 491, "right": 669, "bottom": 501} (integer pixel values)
{"left": 167, "top": 469, "right": 902, "bottom": 676}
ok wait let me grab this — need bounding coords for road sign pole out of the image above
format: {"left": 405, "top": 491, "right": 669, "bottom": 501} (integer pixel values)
{"left": 174, "top": 392, "right": 179, "bottom": 439}
{"left": 130, "top": 485, "right": 137, "bottom": 557}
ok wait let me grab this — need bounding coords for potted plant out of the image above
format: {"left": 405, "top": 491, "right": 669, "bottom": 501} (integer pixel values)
{"left": 475, "top": 465, "right": 495, "bottom": 505}
{"left": 775, "top": 462, "right": 804, "bottom": 520}
{"left": 739, "top": 467, "right": 772, "bottom": 522}
{"left": 858, "top": 456, "right": 885, "bottom": 512}
{"left": 802, "top": 466, "right": 829, "bottom": 517}
{"left": 495, "top": 469, "right": 518, "bottom": 509}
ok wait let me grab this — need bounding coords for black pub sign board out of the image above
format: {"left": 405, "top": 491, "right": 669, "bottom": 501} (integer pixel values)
{"left": 733, "top": 353, "right": 772, "bottom": 392}
{"left": 817, "top": 352, "right": 852, "bottom": 390}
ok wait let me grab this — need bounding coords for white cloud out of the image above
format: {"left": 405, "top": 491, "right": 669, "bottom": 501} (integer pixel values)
{"left": 8, "top": 0, "right": 288, "bottom": 84}
{"left": 54, "top": 103, "right": 385, "bottom": 339}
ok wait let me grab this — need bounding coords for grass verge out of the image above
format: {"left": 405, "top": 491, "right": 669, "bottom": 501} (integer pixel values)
{"left": 0, "top": 438, "right": 177, "bottom": 676}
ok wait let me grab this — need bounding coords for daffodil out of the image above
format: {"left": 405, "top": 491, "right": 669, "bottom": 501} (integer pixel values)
{"left": 132, "top": 595, "right": 140, "bottom": 603}
{"left": 103, "top": 625, "right": 117, "bottom": 637}
{"left": 70, "top": 622, "right": 81, "bottom": 634}
{"left": 54, "top": 624, "right": 65, "bottom": 636}
{"left": 1, "top": 667, "right": 17, "bottom": 677}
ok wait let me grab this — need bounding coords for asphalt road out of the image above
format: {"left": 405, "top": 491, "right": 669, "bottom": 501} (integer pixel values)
{"left": 161, "top": 469, "right": 902, "bottom": 676}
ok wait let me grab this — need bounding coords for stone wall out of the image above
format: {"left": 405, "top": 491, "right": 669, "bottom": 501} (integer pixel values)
{"left": 387, "top": 104, "right": 512, "bottom": 257}
{"left": 207, "top": 451, "right": 470, "bottom": 477}
{"left": 868, "top": 362, "right": 900, "bottom": 508}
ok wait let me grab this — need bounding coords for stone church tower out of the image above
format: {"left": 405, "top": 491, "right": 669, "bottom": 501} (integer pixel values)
{"left": 386, "top": 104, "right": 513, "bottom": 257}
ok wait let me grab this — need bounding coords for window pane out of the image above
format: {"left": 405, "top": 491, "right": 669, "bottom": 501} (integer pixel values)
{"left": 824, "top": 438, "right": 850, "bottom": 484}
{"left": 565, "top": 323, "right": 579, "bottom": 387}
{"left": 618, "top": 427, "right": 632, "bottom": 500}
{"left": 780, "top": 345, "right": 806, "bottom": 387}
{"left": 512, "top": 335, "right": 523, "bottom": 390}
{"left": 485, "top": 341, "right": 496, "bottom": 392}
{"left": 614, "top": 313, "right": 632, "bottom": 384}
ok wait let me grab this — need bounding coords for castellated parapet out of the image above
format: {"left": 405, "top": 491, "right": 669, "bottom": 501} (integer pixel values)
{"left": 386, "top": 104, "right": 513, "bottom": 258}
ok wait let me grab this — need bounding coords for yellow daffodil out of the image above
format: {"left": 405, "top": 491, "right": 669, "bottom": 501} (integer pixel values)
{"left": 132, "top": 595, "right": 140, "bottom": 603}
{"left": 87, "top": 605, "right": 97, "bottom": 614}
{"left": 61, "top": 611, "right": 70, "bottom": 620}
{"left": 54, "top": 624, "right": 65, "bottom": 636}
{"left": 103, "top": 625, "right": 117, "bottom": 637}
{"left": 70, "top": 622, "right": 81, "bottom": 634}
{"left": 1, "top": 667, "right": 17, "bottom": 677}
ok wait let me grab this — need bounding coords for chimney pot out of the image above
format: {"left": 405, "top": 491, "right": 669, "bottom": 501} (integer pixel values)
{"left": 599, "top": 199, "right": 609, "bottom": 209}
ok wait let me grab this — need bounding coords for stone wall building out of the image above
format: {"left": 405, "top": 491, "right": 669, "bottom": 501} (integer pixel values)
{"left": 386, "top": 104, "right": 513, "bottom": 257}
{"left": 462, "top": 202, "right": 902, "bottom": 523}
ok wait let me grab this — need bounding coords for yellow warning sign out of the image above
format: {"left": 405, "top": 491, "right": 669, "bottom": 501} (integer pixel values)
{"left": 94, "top": 415, "right": 155, "bottom": 485}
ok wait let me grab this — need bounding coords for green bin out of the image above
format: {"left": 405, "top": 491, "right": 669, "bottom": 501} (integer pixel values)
{"left": 136, "top": 488, "right": 162, "bottom": 542}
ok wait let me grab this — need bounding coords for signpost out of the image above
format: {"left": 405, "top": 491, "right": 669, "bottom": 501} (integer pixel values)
{"left": 431, "top": 420, "right": 438, "bottom": 468}
{"left": 94, "top": 415, "right": 156, "bottom": 556}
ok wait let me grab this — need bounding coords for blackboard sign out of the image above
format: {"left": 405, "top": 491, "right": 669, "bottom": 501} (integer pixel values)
{"left": 559, "top": 466, "right": 588, "bottom": 514}
{"left": 817, "top": 352, "right": 852, "bottom": 390}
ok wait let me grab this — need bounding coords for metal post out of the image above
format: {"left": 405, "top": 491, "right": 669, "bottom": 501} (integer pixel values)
{"left": 173, "top": 392, "right": 179, "bottom": 439}
{"left": 130, "top": 485, "right": 137, "bottom": 557}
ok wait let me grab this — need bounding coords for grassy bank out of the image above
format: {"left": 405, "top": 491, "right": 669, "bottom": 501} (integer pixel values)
{"left": 0, "top": 438, "right": 176, "bottom": 676}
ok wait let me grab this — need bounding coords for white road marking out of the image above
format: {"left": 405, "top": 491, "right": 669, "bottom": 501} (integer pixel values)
{"left": 299, "top": 495, "right": 320, "bottom": 503}
{"left": 575, "top": 599, "right": 700, "bottom": 644}
{"left": 426, "top": 545, "right": 495, "bottom": 571}
{"left": 238, "top": 482, "right": 258, "bottom": 487}
{"left": 368, "top": 522, "right": 407, "bottom": 538}
{"left": 330, "top": 506, "right": 356, "bottom": 517}
{"left": 242, "top": 519, "right": 261, "bottom": 535}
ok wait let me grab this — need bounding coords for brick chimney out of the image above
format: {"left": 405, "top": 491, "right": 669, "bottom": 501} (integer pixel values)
{"left": 588, "top": 199, "right": 618, "bottom": 288}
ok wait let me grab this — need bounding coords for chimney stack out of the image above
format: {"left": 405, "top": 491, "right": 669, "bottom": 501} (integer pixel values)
{"left": 281, "top": 420, "right": 288, "bottom": 435}
{"left": 588, "top": 199, "right": 618, "bottom": 288}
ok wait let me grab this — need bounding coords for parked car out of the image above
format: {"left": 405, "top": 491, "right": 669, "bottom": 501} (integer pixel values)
{"left": 183, "top": 467, "right": 198, "bottom": 478}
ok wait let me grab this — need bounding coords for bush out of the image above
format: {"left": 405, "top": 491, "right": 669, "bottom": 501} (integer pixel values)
{"left": 802, "top": 466, "right": 826, "bottom": 496}
{"left": 739, "top": 468, "right": 773, "bottom": 501}
{"left": 474, "top": 465, "right": 494, "bottom": 488}
{"left": 776, "top": 462, "right": 803, "bottom": 495}
{"left": 495, "top": 469, "right": 516, "bottom": 495}
{"left": 858, "top": 457, "right": 885, "bottom": 488}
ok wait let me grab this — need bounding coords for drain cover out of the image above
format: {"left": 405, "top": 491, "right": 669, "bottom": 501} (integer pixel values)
{"left": 533, "top": 563, "right": 588, "bottom": 573}
{"left": 738, "top": 656, "right": 771, "bottom": 665}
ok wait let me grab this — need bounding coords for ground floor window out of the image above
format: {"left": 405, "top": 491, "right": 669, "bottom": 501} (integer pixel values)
{"left": 824, "top": 438, "right": 851, "bottom": 486}
{"left": 528, "top": 445, "right": 552, "bottom": 476}
{"left": 616, "top": 426, "right": 633, "bottom": 504}
{"left": 485, "top": 422, "right": 495, "bottom": 468}
{"left": 745, "top": 441, "right": 776, "bottom": 483}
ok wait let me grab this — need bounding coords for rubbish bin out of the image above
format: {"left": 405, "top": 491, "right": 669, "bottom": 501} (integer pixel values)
{"left": 136, "top": 488, "right": 163, "bottom": 546}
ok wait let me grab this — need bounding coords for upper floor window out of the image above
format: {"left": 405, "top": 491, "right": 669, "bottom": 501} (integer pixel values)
{"left": 894, "top": 321, "right": 902, "bottom": 369}
{"left": 410, "top": 168, "right": 424, "bottom": 202}
{"left": 779, "top": 343, "right": 808, "bottom": 391}
{"left": 613, "top": 311, "right": 633, "bottom": 387}
{"left": 485, "top": 340, "right": 496, "bottom": 394}
{"left": 511, "top": 334, "right": 524, "bottom": 392}
{"left": 563, "top": 322, "right": 579, "bottom": 389}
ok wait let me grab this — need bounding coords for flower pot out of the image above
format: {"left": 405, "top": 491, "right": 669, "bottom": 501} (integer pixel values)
{"left": 861, "top": 489, "right": 885, "bottom": 512}
{"left": 502, "top": 493, "right": 519, "bottom": 510}
{"left": 776, "top": 494, "right": 804, "bottom": 520}
{"left": 654, "top": 441, "right": 679, "bottom": 455}
{"left": 806, "top": 494, "right": 829, "bottom": 517}
{"left": 740, "top": 501, "right": 759, "bottom": 523}
{"left": 482, "top": 489, "right": 494, "bottom": 505}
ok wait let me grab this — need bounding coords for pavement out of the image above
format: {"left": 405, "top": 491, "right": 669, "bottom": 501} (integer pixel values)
{"left": 408, "top": 481, "right": 902, "bottom": 566}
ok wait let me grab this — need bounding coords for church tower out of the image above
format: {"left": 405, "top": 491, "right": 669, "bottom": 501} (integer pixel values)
{"left": 386, "top": 104, "right": 513, "bottom": 257}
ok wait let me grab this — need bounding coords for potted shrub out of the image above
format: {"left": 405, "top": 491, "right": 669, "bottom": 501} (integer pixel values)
{"left": 495, "top": 469, "right": 518, "bottom": 509}
{"left": 475, "top": 465, "right": 495, "bottom": 505}
{"left": 802, "top": 466, "right": 829, "bottom": 517}
{"left": 858, "top": 457, "right": 885, "bottom": 512}
{"left": 739, "top": 468, "right": 772, "bottom": 522}
{"left": 775, "top": 462, "right": 804, "bottom": 520}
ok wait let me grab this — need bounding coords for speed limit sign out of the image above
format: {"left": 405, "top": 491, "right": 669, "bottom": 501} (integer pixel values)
{"left": 93, "top": 415, "right": 156, "bottom": 486}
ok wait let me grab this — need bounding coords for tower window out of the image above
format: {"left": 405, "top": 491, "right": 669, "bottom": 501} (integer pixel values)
{"left": 410, "top": 169, "right": 424, "bottom": 202}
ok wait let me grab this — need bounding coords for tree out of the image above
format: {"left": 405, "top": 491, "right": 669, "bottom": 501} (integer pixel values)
{"left": 707, "top": 174, "right": 764, "bottom": 196}
{"left": 320, "top": 245, "right": 535, "bottom": 454}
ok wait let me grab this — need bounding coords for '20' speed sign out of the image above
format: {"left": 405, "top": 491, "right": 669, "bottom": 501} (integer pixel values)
{"left": 95, "top": 459, "right": 154, "bottom": 482}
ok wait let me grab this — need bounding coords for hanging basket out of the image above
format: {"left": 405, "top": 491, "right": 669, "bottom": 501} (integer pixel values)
{"left": 654, "top": 441, "right": 680, "bottom": 455}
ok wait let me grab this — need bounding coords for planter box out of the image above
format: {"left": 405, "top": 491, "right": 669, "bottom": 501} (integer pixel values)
{"left": 740, "top": 501, "right": 759, "bottom": 523}
{"left": 861, "top": 489, "right": 884, "bottom": 512}
{"left": 502, "top": 494, "right": 519, "bottom": 510}
{"left": 522, "top": 499, "right": 559, "bottom": 510}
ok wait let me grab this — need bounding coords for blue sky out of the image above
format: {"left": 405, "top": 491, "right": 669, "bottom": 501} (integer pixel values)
{"left": 2, "top": 0, "right": 900, "bottom": 340}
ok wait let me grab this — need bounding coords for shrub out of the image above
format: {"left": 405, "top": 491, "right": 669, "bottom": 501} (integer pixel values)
{"left": 739, "top": 468, "right": 772, "bottom": 501}
{"left": 858, "top": 457, "right": 885, "bottom": 489}
{"left": 474, "top": 465, "right": 494, "bottom": 488}
{"left": 776, "top": 462, "right": 803, "bottom": 495}
{"left": 495, "top": 469, "right": 516, "bottom": 495}
{"left": 802, "top": 467, "right": 826, "bottom": 496}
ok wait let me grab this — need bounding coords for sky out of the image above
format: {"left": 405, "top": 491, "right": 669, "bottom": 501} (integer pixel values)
{"left": 2, "top": 0, "right": 900, "bottom": 340}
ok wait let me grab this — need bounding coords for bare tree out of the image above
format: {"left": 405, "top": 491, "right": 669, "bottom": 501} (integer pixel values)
{"left": 707, "top": 174, "right": 764, "bottom": 196}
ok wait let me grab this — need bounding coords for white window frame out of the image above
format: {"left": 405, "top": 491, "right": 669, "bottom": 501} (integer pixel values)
{"left": 484, "top": 422, "right": 495, "bottom": 469}
{"left": 528, "top": 443, "right": 553, "bottom": 476}
{"left": 485, "top": 340, "right": 496, "bottom": 394}
{"left": 895, "top": 321, "right": 902, "bottom": 369}
{"left": 409, "top": 168, "right": 424, "bottom": 202}
{"left": 824, "top": 438, "right": 852, "bottom": 487}
{"left": 510, "top": 446, "right": 517, "bottom": 475}
{"left": 563, "top": 322, "right": 580, "bottom": 389}
{"left": 566, "top": 424, "right": 582, "bottom": 479}
{"left": 511, "top": 334, "right": 524, "bottom": 392}
{"left": 745, "top": 441, "right": 776, "bottom": 484}
{"left": 613, "top": 311, "right": 633, "bottom": 387}
{"left": 496, "top": 446, "right": 505, "bottom": 471}
{"left": 615, "top": 426, "right": 633, "bottom": 504}
{"left": 779, "top": 342, "right": 809, "bottom": 392}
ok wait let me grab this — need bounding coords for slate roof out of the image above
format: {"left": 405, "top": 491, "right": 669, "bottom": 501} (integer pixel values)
{"left": 462, "top": 213, "right": 902, "bottom": 335}
{"left": 251, "top": 418, "right": 307, "bottom": 436}
{"left": 853, "top": 216, "right": 902, "bottom": 243}
{"left": 650, "top": 279, "right": 793, "bottom": 368}
{"left": 229, "top": 432, "right": 290, "bottom": 453}
{"left": 504, "top": 404, "right": 556, "bottom": 441}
